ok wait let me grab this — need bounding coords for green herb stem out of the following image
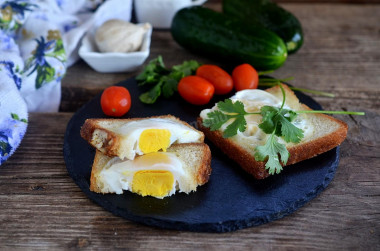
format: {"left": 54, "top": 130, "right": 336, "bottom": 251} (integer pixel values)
{"left": 289, "top": 87, "right": 335, "bottom": 98}
{"left": 297, "top": 110, "right": 365, "bottom": 116}
{"left": 258, "top": 70, "right": 275, "bottom": 76}
{"left": 278, "top": 83, "right": 286, "bottom": 112}
{"left": 258, "top": 82, "right": 335, "bottom": 98}
{"left": 259, "top": 77, "right": 294, "bottom": 83}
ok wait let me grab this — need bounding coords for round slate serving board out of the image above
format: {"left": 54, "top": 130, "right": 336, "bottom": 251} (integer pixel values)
{"left": 63, "top": 77, "right": 339, "bottom": 233}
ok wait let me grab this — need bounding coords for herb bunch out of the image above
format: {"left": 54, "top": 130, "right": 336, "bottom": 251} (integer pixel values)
{"left": 136, "top": 56, "right": 200, "bottom": 104}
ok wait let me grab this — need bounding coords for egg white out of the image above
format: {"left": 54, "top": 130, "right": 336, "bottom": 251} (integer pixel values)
{"left": 98, "top": 152, "right": 187, "bottom": 198}
{"left": 114, "top": 118, "right": 201, "bottom": 160}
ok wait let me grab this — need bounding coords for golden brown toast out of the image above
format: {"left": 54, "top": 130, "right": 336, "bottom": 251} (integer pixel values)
{"left": 198, "top": 84, "right": 348, "bottom": 179}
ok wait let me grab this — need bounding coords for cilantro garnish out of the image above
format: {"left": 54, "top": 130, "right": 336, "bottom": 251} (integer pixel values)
{"left": 202, "top": 84, "right": 365, "bottom": 175}
{"left": 258, "top": 106, "right": 303, "bottom": 143}
{"left": 254, "top": 133, "right": 289, "bottom": 174}
{"left": 203, "top": 99, "right": 249, "bottom": 138}
{"left": 136, "top": 56, "right": 200, "bottom": 104}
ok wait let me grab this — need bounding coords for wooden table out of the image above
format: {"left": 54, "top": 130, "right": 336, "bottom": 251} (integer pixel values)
{"left": 1, "top": 1, "right": 379, "bottom": 249}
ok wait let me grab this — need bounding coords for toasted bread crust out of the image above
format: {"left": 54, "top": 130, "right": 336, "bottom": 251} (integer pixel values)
{"left": 89, "top": 150, "right": 107, "bottom": 193}
{"left": 89, "top": 160, "right": 98, "bottom": 192}
{"left": 195, "top": 143, "right": 212, "bottom": 185}
{"left": 198, "top": 118, "right": 268, "bottom": 179}
{"left": 80, "top": 115, "right": 205, "bottom": 158}
{"left": 80, "top": 120, "right": 121, "bottom": 157}
{"left": 164, "top": 143, "right": 212, "bottom": 185}
{"left": 197, "top": 84, "right": 348, "bottom": 179}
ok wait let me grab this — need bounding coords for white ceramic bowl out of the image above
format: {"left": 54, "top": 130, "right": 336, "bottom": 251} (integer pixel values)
{"left": 134, "top": 0, "right": 208, "bottom": 29}
{"left": 79, "top": 24, "right": 152, "bottom": 73}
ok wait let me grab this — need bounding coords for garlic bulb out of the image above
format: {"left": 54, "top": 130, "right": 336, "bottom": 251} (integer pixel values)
{"left": 95, "top": 19, "right": 151, "bottom": 53}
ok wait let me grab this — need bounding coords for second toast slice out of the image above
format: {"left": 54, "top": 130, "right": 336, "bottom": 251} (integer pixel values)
{"left": 198, "top": 84, "right": 348, "bottom": 179}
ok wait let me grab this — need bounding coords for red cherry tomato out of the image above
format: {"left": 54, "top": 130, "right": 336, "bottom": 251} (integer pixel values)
{"left": 232, "top": 64, "right": 259, "bottom": 91}
{"left": 101, "top": 86, "right": 131, "bottom": 117}
{"left": 196, "top": 65, "right": 233, "bottom": 95}
{"left": 178, "top": 76, "right": 215, "bottom": 105}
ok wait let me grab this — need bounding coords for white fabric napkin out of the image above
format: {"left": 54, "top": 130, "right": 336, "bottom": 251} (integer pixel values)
{"left": 0, "top": 0, "right": 132, "bottom": 165}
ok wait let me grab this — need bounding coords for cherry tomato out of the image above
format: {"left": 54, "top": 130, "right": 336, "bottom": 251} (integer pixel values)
{"left": 232, "top": 64, "right": 259, "bottom": 91}
{"left": 178, "top": 76, "right": 215, "bottom": 105}
{"left": 101, "top": 86, "right": 131, "bottom": 117}
{"left": 196, "top": 65, "right": 233, "bottom": 95}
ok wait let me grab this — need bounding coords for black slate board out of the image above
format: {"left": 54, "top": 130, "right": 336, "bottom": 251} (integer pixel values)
{"left": 63, "top": 77, "right": 339, "bottom": 232}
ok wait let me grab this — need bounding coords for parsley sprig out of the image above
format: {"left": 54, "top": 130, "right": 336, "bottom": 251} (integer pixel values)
{"left": 203, "top": 99, "right": 250, "bottom": 138}
{"left": 203, "top": 84, "right": 365, "bottom": 175}
{"left": 254, "top": 85, "right": 303, "bottom": 174}
{"left": 136, "top": 56, "right": 200, "bottom": 104}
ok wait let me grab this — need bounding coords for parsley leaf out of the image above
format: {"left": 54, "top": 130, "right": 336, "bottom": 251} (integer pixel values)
{"left": 172, "top": 60, "right": 200, "bottom": 76}
{"left": 223, "top": 115, "right": 247, "bottom": 138}
{"left": 217, "top": 99, "right": 246, "bottom": 114}
{"left": 136, "top": 56, "right": 168, "bottom": 86}
{"left": 254, "top": 133, "right": 289, "bottom": 175}
{"left": 203, "top": 99, "right": 250, "bottom": 138}
{"left": 276, "top": 113, "right": 304, "bottom": 143}
{"left": 203, "top": 110, "right": 232, "bottom": 131}
{"left": 258, "top": 106, "right": 278, "bottom": 134}
{"left": 161, "top": 76, "right": 178, "bottom": 98}
{"left": 136, "top": 56, "right": 201, "bottom": 104}
{"left": 259, "top": 106, "right": 303, "bottom": 143}
{"left": 139, "top": 82, "right": 162, "bottom": 104}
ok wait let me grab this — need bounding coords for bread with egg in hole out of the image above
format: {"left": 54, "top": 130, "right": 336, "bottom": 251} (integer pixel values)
{"left": 89, "top": 143, "right": 212, "bottom": 198}
{"left": 197, "top": 84, "right": 348, "bottom": 179}
{"left": 80, "top": 115, "right": 204, "bottom": 160}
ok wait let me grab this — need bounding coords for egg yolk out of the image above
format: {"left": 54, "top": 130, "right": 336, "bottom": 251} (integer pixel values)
{"left": 132, "top": 170, "right": 174, "bottom": 197}
{"left": 139, "top": 129, "right": 171, "bottom": 154}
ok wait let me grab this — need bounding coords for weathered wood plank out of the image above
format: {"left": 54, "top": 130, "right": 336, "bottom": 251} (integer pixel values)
{"left": 0, "top": 112, "right": 378, "bottom": 249}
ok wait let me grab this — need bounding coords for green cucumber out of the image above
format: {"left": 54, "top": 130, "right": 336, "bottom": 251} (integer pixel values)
{"left": 223, "top": 0, "right": 303, "bottom": 54}
{"left": 171, "top": 6, "right": 287, "bottom": 71}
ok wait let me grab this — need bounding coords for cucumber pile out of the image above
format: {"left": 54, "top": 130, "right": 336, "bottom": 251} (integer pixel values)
{"left": 170, "top": 1, "right": 303, "bottom": 71}
{"left": 223, "top": 0, "right": 303, "bottom": 54}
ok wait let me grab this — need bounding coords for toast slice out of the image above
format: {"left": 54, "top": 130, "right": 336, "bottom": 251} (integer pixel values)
{"left": 81, "top": 115, "right": 204, "bottom": 160}
{"left": 198, "top": 84, "right": 348, "bottom": 179}
{"left": 90, "top": 143, "right": 212, "bottom": 198}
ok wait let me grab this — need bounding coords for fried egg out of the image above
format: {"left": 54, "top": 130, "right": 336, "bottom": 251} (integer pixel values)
{"left": 98, "top": 152, "right": 187, "bottom": 198}
{"left": 200, "top": 89, "right": 314, "bottom": 143}
{"left": 111, "top": 118, "right": 202, "bottom": 160}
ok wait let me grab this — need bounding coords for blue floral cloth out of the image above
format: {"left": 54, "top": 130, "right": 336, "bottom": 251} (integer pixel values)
{"left": 0, "top": 0, "right": 132, "bottom": 165}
